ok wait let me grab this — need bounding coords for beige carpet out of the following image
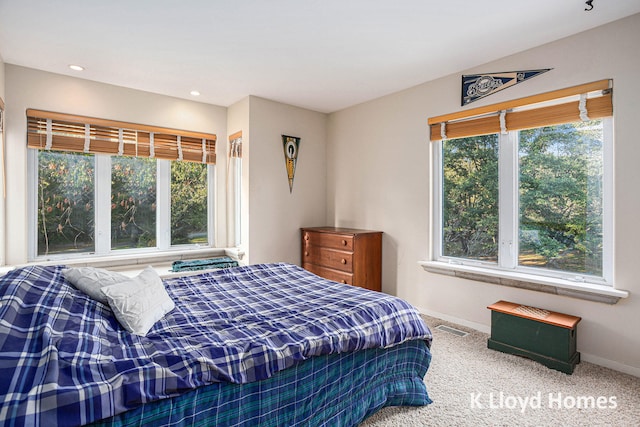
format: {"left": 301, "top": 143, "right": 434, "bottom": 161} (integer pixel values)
{"left": 361, "top": 315, "right": 640, "bottom": 427}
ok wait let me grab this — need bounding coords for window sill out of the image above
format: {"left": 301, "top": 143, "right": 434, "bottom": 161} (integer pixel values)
{"left": 418, "top": 260, "right": 629, "bottom": 304}
{"left": 0, "top": 247, "right": 245, "bottom": 278}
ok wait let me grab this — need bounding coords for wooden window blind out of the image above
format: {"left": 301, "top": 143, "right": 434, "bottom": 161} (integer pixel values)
{"left": 428, "top": 79, "right": 613, "bottom": 141}
{"left": 26, "top": 109, "right": 216, "bottom": 164}
{"left": 228, "top": 131, "right": 242, "bottom": 158}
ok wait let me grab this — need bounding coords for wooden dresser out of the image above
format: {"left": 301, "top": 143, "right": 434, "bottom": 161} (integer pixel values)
{"left": 301, "top": 227, "right": 382, "bottom": 292}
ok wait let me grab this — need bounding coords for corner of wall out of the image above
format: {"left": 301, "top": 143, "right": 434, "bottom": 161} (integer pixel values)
{"left": 0, "top": 55, "right": 5, "bottom": 266}
{"left": 0, "top": 53, "right": 5, "bottom": 101}
{"left": 226, "top": 96, "right": 251, "bottom": 263}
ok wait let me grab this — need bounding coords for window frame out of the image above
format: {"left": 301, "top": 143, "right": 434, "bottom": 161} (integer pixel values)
{"left": 431, "top": 117, "right": 613, "bottom": 287}
{"left": 27, "top": 150, "right": 215, "bottom": 261}
{"left": 425, "top": 80, "right": 625, "bottom": 302}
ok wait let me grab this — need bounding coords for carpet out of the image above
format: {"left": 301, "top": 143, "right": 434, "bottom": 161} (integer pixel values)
{"left": 361, "top": 315, "right": 640, "bottom": 426}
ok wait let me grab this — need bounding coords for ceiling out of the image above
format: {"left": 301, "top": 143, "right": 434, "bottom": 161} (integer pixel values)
{"left": 1, "top": 1, "right": 639, "bottom": 113}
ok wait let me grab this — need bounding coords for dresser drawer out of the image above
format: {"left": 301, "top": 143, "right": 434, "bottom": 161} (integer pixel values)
{"left": 303, "top": 231, "right": 354, "bottom": 251}
{"left": 301, "top": 227, "right": 382, "bottom": 292}
{"left": 303, "top": 246, "right": 352, "bottom": 272}
{"left": 303, "top": 263, "right": 353, "bottom": 285}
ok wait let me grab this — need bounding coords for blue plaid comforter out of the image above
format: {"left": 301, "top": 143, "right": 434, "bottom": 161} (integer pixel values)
{"left": 0, "top": 262, "right": 432, "bottom": 427}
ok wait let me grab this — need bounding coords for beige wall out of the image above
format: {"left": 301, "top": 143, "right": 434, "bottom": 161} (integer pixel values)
{"left": 4, "top": 66, "right": 228, "bottom": 264}
{"left": 0, "top": 53, "right": 5, "bottom": 101}
{"left": 0, "top": 54, "right": 5, "bottom": 266}
{"left": 3, "top": 67, "right": 327, "bottom": 269}
{"left": 327, "top": 13, "right": 640, "bottom": 375}
{"left": 247, "top": 96, "right": 327, "bottom": 265}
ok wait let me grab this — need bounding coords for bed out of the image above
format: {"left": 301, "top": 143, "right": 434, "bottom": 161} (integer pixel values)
{"left": 0, "top": 262, "right": 432, "bottom": 426}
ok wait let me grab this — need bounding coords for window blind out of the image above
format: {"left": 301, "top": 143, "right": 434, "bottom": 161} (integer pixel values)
{"left": 428, "top": 79, "right": 613, "bottom": 141}
{"left": 26, "top": 109, "right": 216, "bottom": 164}
{"left": 228, "top": 131, "right": 242, "bottom": 158}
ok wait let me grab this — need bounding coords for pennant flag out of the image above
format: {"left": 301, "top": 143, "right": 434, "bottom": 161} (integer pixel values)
{"left": 282, "top": 135, "right": 300, "bottom": 193}
{"left": 461, "top": 69, "right": 551, "bottom": 106}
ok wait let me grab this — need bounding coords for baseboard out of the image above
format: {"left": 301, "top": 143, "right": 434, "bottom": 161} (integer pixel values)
{"left": 417, "top": 306, "right": 640, "bottom": 378}
{"left": 579, "top": 352, "right": 640, "bottom": 378}
{"left": 417, "top": 307, "right": 491, "bottom": 334}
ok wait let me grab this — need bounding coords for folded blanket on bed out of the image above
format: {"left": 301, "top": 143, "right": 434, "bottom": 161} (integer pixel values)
{"left": 0, "top": 262, "right": 432, "bottom": 427}
{"left": 170, "top": 256, "right": 239, "bottom": 272}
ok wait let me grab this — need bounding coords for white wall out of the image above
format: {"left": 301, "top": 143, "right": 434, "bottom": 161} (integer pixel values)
{"left": 4, "top": 66, "right": 228, "bottom": 265}
{"left": 327, "top": 13, "right": 640, "bottom": 375}
{"left": 247, "top": 96, "right": 327, "bottom": 265}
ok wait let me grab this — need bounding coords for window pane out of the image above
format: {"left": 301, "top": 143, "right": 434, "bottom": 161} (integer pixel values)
{"left": 111, "top": 157, "right": 157, "bottom": 249}
{"left": 442, "top": 134, "right": 499, "bottom": 261}
{"left": 38, "top": 151, "right": 95, "bottom": 255}
{"left": 519, "top": 120, "right": 603, "bottom": 276}
{"left": 171, "top": 162, "right": 208, "bottom": 245}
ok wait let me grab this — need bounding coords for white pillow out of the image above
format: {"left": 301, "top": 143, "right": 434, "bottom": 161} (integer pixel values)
{"left": 101, "top": 266, "right": 175, "bottom": 337}
{"left": 62, "top": 267, "right": 131, "bottom": 305}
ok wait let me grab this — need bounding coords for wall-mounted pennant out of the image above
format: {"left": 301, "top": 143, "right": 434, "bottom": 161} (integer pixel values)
{"left": 462, "top": 69, "right": 551, "bottom": 106}
{"left": 282, "top": 135, "right": 300, "bottom": 193}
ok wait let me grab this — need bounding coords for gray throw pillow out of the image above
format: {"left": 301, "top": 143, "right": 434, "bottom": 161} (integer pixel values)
{"left": 62, "top": 267, "right": 131, "bottom": 304}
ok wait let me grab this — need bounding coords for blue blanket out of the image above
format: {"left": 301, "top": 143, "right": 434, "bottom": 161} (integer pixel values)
{"left": 0, "top": 262, "right": 432, "bottom": 426}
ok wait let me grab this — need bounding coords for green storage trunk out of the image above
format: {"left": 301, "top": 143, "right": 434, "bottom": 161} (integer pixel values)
{"left": 487, "top": 300, "right": 581, "bottom": 374}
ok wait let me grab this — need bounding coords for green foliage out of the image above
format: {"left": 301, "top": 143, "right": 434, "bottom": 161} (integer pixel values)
{"left": 171, "top": 162, "right": 208, "bottom": 245}
{"left": 37, "top": 151, "right": 209, "bottom": 255}
{"left": 519, "top": 121, "right": 603, "bottom": 275}
{"left": 111, "top": 157, "right": 157, "bottom": 249}
{"left": 442, "top": 120, "right": 604, "bottom": 275}
{"left": 443, "top": 134, "right": 499, "bottom": 260}
{"left": 38, "top": 151, "right": 95, "bottom": 255}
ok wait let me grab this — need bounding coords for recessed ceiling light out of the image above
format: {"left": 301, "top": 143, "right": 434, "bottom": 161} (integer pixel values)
{"left": 69, "top": 65, "right": 84, "bottom": 71}
{"left": 190, "top": 90, "right": 201, "bottom": 96}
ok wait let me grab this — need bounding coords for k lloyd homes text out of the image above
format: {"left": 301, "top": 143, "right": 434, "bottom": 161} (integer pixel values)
{"left": 470, "top": 392, "right": 618, "bottom": 413}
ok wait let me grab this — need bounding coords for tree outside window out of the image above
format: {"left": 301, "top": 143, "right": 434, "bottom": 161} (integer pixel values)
{"left": 36, "top": 151, "right": 209, "bottom": 257}
{"left": 440, "top": 119, "right": 605, "bottom": 278}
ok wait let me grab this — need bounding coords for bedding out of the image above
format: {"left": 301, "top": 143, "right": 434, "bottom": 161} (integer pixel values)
{"left": 0, "top": 262, "right": 432, "bottom": 426}
{"left": 90, "top": 340, "right": 431, "bottom": 427}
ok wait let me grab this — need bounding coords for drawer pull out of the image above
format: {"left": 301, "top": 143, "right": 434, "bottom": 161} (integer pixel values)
{"left": 304, "top": 234, "right": 310, "bottom": 241}
{"left": 305, "top": 251, "right": 309, "bottom": 256}
{"left": 341, "top": 239, "right": 347, "bottom": 246}
{"left": 341, "top": 280, "right": 347, "bottom": 284}
{"left": 341, "top": 258, "right": 347, "bottom": 264}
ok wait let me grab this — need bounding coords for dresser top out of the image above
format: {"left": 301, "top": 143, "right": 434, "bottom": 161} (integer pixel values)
{"left": 301, "top": 226, "right": 382, "bottom": 235}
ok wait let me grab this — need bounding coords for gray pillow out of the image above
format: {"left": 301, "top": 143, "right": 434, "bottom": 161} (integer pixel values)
{"left": 62, "top": 267, "right": 131, "bottom": 304}
{"left": 101, "top": 266, "right": 175, "bottom": 337}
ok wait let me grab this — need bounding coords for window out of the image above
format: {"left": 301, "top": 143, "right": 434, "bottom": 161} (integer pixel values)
{"left": 430, "top": 80, "right": 613, "bottom": 286}
{"left": 37, "top": 150, "right": 96, "bottom": 255}
{"left": 170, "top": 161, "right": 208, "bottom": 245}
{"left": 27, "top": 110, "right": 216, "bottom": 260}
{"left": 227, "top": 132, "right": 243, "bottom": 247}
{"left": 111, "top": 156, "right": 157, "bottom": 250}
